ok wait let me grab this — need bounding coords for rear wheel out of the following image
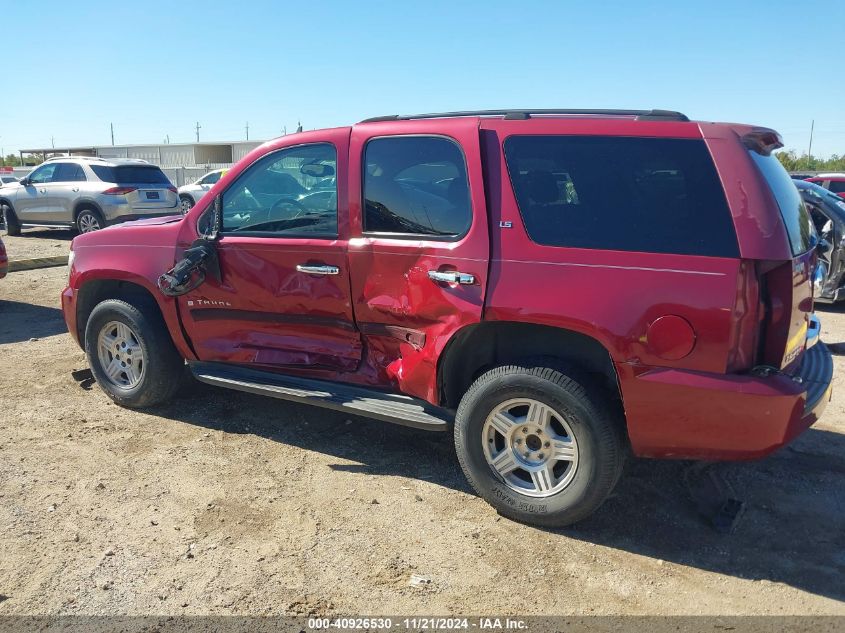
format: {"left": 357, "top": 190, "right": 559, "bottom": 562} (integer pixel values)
{"left": 76, "top": 207, "right": 105, "bottom": 233}
{"left": 454, "top": 362, "right": 625, "bottom": 527}
{"left": 84, "top": 299, "right": 184, "bottom": 407}
{"left": 179, "top": 195, "right": 194, "bottom": 213}
{"left": 2, "top": 204, "right": 21, "bottom": 236}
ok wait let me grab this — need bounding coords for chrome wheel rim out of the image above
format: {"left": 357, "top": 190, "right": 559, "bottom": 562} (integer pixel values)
{"left": 96, "top": 321, "right": 145, "bottom": 389}
{"left": 79, "top": 213, "right": 100, "bottom": 233}
{"left": 482, "top": 398, "right": 579, "bottom": 498}
{"left": 180, "top": 198, "right": 193, "bottom": 213}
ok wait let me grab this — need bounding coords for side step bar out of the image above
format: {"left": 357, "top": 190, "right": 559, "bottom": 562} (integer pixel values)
{"left": 189, "top": 362, "right": 451, "bottom": 431}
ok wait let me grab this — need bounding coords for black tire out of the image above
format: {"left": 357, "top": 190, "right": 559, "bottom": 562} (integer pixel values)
{"left": 179, "top": 195, "right": 194, "bottom": 213}
{"left": 2, "top": 204, "right": 21, "bottom": 236}
{"left": 84, "top": 299, "right": 184, "bottom": 408}
{"left": 454, "top": 362, "right": 626, "bottom": 527}
{"left": 76, "top": 207, "right": 106, "bottom": 234}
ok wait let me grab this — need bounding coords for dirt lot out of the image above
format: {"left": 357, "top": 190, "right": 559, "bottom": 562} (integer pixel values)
{"left": 0, "top": 233, "right": 843, "bottom": 616}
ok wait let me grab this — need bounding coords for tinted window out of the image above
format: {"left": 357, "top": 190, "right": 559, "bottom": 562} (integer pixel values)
{"left": 54, "top": 163, "right": 86, "bottom": 182}
{"left": 828, "top": 181, "right": 845, "bottom": 194}
{"left": 91, "top": 165, "right": 171, "bottom": 185}
{"left": 28, "top": 163, "right": 58, "bottom": 184}
{"left": 364, "top": 136, "right": 471, "bottom": 238}
{"left": 503, "top": 136, "right": 739, "bottom": 257}
{"left": 748, "top": 151, "right": 814, "bottom": 255}
{"left": 221, "top": 143, "right": 337, "bottom": 236}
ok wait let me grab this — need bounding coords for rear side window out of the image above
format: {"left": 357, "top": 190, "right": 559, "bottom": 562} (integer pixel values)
{"left": 364, "top": 136, "right": 471, "bottom": 238}
{"left": 829, "top": 181, "right": 845, "bottom": 194}
{"left": 748, "top": 152, "right": 814, "bottom": 255}
{"left": 54, "top": 163, "right": 86, "bottom": 182}
{"left": 503, "top": 136, "right": 739, "bottom": 257}
{"left": 91, "top": 165, "right": 171, "bottom": 185}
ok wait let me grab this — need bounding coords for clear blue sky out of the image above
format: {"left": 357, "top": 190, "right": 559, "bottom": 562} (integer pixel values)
{"left": 3, "top": 0, "right": 843, "bottom": 157}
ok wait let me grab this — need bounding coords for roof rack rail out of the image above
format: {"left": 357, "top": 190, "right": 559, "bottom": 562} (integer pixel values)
{"left": 359, "top": 109, "right": 689, "bottom": 123}
{"left": 43, "top": 155, "right": 107, "bottom": 162}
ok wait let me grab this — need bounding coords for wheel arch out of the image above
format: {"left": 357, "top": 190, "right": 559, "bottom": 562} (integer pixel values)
{"left": 438, "top": 321, "right": 622, "bottom": 411}
{"left": 73, "top": 199, "right": 105, "bottom": 221}
{"left": 76, "top": 278, "right": 166, "bottom": 349}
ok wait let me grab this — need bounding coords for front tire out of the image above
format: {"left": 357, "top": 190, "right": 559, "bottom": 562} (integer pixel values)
{"left": 84, "top": 299, "right": 184, "bottom": 408}
{"left": 179, "top": 195, "right": 194, "bottom": 213}
{"left": 2, "top": 204, "right": 21, "bottom": 236}
{"left": 454, "top": 363, "right": 625, "bottom": 527}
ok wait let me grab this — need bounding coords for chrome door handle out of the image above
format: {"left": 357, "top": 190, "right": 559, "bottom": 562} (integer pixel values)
{"left": 296, "top": 264, "right": 340, "bottom": 275}
{"left": 428, "top": 270, "right": 476, "bottom": 285}
{"left": 39, "top": 188, "right": 47, "bottom": 194}
{"left": 72, "top": 187, "right": 79, "bottom": 192}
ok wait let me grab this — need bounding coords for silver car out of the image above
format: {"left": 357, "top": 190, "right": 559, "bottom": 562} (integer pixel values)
{"left": 178, "top": 168, "right": 226, "bottom": 213}
{"left": 0, "top": 156, "right": 179, "bottom": 235}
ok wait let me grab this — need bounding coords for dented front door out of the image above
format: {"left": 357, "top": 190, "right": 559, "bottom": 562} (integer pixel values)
{"left": 347, "top": 118, "right": 490, "bottom": 403}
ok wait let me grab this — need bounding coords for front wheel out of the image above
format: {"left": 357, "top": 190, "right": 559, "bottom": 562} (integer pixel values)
{"left": 2, "top": 204, "right": 21, "bottom": 236}
{"left": 84, "top": 299, "right": 184, "bottom": 407}
{"left": 454, "top": 363, "right": 625, "bottom": 527}
{"left": 179, "top": 195, "right": 194, "bottom": 213}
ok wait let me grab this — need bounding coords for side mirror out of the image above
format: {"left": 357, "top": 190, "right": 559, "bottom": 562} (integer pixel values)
{"left": 19, "top": 178, "right": 30, "bottom": 187}
{"left": 817, "top": 237, "right": 832, "bottom": 256}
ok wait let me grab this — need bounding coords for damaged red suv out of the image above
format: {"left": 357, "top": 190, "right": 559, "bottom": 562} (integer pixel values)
{"left": 61, "top": 109, "right": 833, "bottom": 527}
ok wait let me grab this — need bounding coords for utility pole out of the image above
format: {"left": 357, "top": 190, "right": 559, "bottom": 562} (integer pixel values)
{"left": 283, "top": 126, "right": 287, "bottom": 136}
{"left": 245, "top": 121, "right": 249, "bottom": 141}
{"left": 51, "top": 136, "right": 55, "bottom": 149}
{"left": 808, "top": 119, "right": 815, "bottom": 161}
{"left": 110, "top": 122, "right": 115, "bottom": 146}
{"left": 296, "top": 121, "right": 303, "bottom": 133}
{"left": 195, "top": 122, "right": 201, "bottom": 143}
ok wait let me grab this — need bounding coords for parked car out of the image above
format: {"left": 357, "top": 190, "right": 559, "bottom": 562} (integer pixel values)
{"left": 0, "top": 175, "right": 19, "bottom": 187}
{"left": 0, "top": 157, "right": 179, "bottom": 235}
{"left": 794, "top": 178, "right": 845, "bottom": 302}
{"left": 61, "top": 109, "right": 833, "bottom": 527}
{"left": 0, "top": 235, "right": 6, "bottom": 279}
{"left": 805, "top": 173, "right": 845, "bottom": 199}
{"left": 178, "top": 169, "right": 227, "bottom": 213}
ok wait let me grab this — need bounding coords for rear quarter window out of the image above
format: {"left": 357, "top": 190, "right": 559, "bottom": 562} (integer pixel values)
{"left": 503, "top": 136, "right": 739, "bottom": 257}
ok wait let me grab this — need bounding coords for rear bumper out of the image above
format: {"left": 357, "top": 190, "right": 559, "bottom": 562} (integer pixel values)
{"left": 619, "top": 341, "right": 834, "bottom": 460}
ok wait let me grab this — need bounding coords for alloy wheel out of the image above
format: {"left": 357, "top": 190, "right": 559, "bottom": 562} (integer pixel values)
{"left": 482, "top": 398, "right": 579, "bottom": 498}
{"left": 96, "top": 321, "right": 145, "bottom": 389}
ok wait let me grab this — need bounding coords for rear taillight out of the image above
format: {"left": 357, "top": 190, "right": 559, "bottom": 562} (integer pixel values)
{"left": 168, "top": 186, "right": 177, "bottom": 193}
{"left": 102, "top": 186, "right": 137, "bottom": 195}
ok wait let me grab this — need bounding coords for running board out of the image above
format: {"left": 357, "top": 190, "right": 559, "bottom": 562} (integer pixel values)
{"left": 189, "top": 362, "right": 451, "bottom": 431}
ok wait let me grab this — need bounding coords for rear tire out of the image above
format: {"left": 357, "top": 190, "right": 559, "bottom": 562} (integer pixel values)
{"left": 76, "top": 207, "right": 105, "bottom": 233}
{"left": 84, "top": 299, "right": 184, "bottom": 408}
{"left": 454, "top": 362, "right": 625, "bottom": 527}
{"left": 2, "top": 204, "right": 21, "bottom": 236}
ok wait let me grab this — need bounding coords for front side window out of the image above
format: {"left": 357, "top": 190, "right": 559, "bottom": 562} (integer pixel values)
{"left": 828, "top": 181, "right": 845, "bottom": 194}
{"left": 503, "top": 135, "right": 739, "bottom": 257}
{"left": 28, "top": 163, "right": 58, "bottom": 184}
{"left": 221, "top": 143, "right": 337, "bottom": 236}
{"left": 363, "top": 136, "right": 471, "bottom": 238}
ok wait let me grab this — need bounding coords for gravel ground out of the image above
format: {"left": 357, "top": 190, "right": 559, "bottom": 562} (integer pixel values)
{"left": 1, "top": 228, "right": 72, "bottom": 261}
{"left": 0, "top": 245, "right": 843, "bottom": 616}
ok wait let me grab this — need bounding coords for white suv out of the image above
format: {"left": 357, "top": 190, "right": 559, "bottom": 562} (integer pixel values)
{"left": 178, "top": 169, "right": 227, "bottom": 212}
{"left": 0, "top": 156, "right": 179, "bottom": 234}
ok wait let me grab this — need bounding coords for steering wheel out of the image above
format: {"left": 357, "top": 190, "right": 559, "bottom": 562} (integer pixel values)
{"left": 270, "top": 197, "right": 308, "bottom": 220}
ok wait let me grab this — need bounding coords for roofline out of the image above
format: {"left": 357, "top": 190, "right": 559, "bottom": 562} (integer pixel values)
{"left": 359, "top": 109, "right": 690, "bottom": 123}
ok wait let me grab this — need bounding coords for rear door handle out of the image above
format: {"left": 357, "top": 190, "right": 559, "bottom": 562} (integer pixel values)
{"left": 428, "top": 270, "right": 476, "bottom": 285}
{"left": 72, "top": 187, "right": 80, "bottom": 192}
{"left": 39, "top": 188, "right": 47, "bottom": 194}
{"left": 296, "top": 264, "right": 340, "bottom": 275}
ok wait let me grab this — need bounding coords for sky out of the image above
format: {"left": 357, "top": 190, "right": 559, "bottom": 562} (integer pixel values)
{"left": 2, "top": 0, "right": 843, "bottom": 158}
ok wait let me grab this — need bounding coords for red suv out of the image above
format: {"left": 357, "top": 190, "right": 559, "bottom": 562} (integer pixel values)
{"left": 61, "top": 109, "right": 834, "bottom": 527}
{"left": 0, "top": 236, "right": 7, "bottom": 279}
{"left": 805, "top": 173, "right": 845, "bottom": 199}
